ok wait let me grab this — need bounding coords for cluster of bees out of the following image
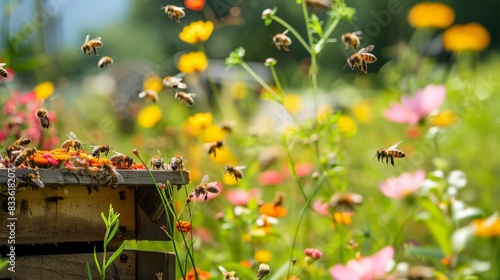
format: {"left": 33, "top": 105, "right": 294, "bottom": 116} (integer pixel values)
{"left": 80, "top": 34, "right": 113, "bottom": 68}
{"left": 139, "top": 73, "right": 196, "bottom": 106}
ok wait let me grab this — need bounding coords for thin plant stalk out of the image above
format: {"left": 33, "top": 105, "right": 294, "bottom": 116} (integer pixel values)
{"left": 271, "top": 15, "right": 312, "bottom": 55}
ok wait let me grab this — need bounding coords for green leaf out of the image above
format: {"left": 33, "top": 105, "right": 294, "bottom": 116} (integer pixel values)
{"left": 101, "top": 212, "right": 108, "bottom": 226}
{"left": 268, "top": 261, "right": 291, "bottom": 280}
{"left": 105, "top": 221, "right": 120, "bottom": 248}
{"left": 264, "top": 18, "right": 273, "bottom": 26}
{"left": 86, "top": 262, "right": 93, "bottom": 280}
{"left": 105, "top": 242, "right": 126, "bottom": 268}
{"left": 407, "top": 246, "right": 445, "bottom": 259}
{"left": 225, "top": 47, "right": 246, "bottom": 67}
{"left": 416, "top": 198, "right": 453, "bottom": 256}
{"left": 93, "top": 247, "right": 102, "bottom": 276}
{"left": 309, "top": 14, "right": 324, "bottom": 37}
{"left": 296, "top": 0, "right": 302, "bottom": 4}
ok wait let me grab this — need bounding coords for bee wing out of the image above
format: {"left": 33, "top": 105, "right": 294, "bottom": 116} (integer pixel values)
{"left": 387, "top": 140, "right": 403, "bottom": 151}
{"left": 282, "top": 29, "right": 289, "bottom": 35}
{"left": 235, "top": 166, "right": 247, "bottom": 170}
{"left": 353, "top": 31, "right": 363, "bottom": 35}
{"left": 201, "top": 174, "right": 209, "bottom": 184}
{"left": 32, "top": 179, "right": 45, "bottom": 188}
{"left": 177, "top": 82, "right": 188, "bottom": 89}
{"left": 92, "top": 37, "right": 102, "bottom": 41}
{"left": 84, "top": 34, "right": 90, "bottom": 43}
{"left": 187, "top": 93, "right": 196, "bottom": 98}
{"left": 358, "top": 45, "right": 374, "bottom": 54}
{"left": 203, "top": 142, "right": 216, "bottom": 150}
{"left": 67, "top": 132, "right": 78, "bottom": 140}
{"left": 219, "top": 266, "right": 228, "bottom": 273}
{"left": 138, "top": 91, "right": 148, "bottom": 98}
{"left": 0, "top": 63, "right": 6, "bottom": 67}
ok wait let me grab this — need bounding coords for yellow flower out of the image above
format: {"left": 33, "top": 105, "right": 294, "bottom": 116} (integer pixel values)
{"left": 177, "top": 51, "right": 208, "bottom": 73}
{"left": 352, "top": 101, "right": 372, "bottom": 124}
{"left": 137, "top": 105, "right": 162, "bottom": 128}
{"left": 184, "top": 112, "right": 213, "bottom": 137}
{"left": 407, "top": 2, "right": 454, "bottom": 29}
{"left": 143, "top": 75, "right": 162, "bottom": 92}
{"left": 254, "top": 250, "right": 272, "bottom": 263}
{"left": 432, "top": 110, "right": 458, "bottom": 127}
{"left": 202, "top": 125, "right": 227, "bottom": 143}
{"left": 443, "top": 23, "right": 491, "bottom": 52}
{"left": 337, "top": 115, "right": 357, "bottom": 136}
{"left": 472, "top": 216, "right": 500, "bottom": 238}
{"left": 333, "top": 212, "right": 353, "bottom": 225}
{"left": 316, "top": 105, "right": 333, "bottom": 123}
{"left": 179, "top": 20, "right": 214, "bottom": 44}
{"left": 34, "top": 81, "right": 55, "bottom": 100}
{"left": 209, "top": 146, "right": 233, "bottom": 164}
{"left": 230, "top": 81, "right": 249, "bottom": 100}
{"left": 283, "top": 94, "right": 302, "bottom": 114}
{"left": 222, "top": 171, "right": 238, "bottom": 185}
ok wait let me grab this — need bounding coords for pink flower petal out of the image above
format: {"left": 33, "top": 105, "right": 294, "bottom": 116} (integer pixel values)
{"left": 330, "top": 246, "right": 394, "bottom": 280}
{"left": 379, "top": 170, "right": 425, "bottom": 199}
{"left": 258, "top": 171, "right": 284, "bottom": 185}
{"left": 226, "top": 188, "right": 260, "bottom": 206}
{"left": 414, "top": 85, "right": 446, "bottom": 116}
{"left": 312, "top": 199, "right": 330, "bottom": 216}
{"left": 382, "top": 102, "right": 420, "bottom": 125}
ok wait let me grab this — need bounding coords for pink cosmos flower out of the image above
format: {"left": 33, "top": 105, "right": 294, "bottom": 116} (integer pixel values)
{"left": 226, "top": 188, "right": 261, "bottom": 206}
{"left": 258, "top": 171, "right": 284, "bottom": 185}
{"left": 312, "top": 199, "right": 330, "bottom": 216}
{"left": 330, "top": 246, "right": 394, "bottom": 280}
{"left": 379, "top": 170, "right": 425, "bottom": 199}
{"left": 193, "top": 227, "right": 213, "bottom": 243}
{"left": 383, "top": 85, "right": 446, "bottom": 125}
{"left": 305, "top": 248, "right": 323, "bottom": 260}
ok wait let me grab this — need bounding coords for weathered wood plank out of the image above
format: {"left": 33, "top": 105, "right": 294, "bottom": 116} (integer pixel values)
{"left": 0, "top": 251, "right": 136, "bottom": 280}
{"left": 0, "top": 186, "right": 136, "bottom": 244}
{"left": 137, "top": 251, "right": 176, "bottom": 280}
{"left": 0, "top": 169, "right": 190, "bottom": 187}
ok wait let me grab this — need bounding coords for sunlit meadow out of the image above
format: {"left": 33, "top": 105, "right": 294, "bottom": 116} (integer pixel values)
{"left": 1, "top": 0, "right": 500, "bottom": 279}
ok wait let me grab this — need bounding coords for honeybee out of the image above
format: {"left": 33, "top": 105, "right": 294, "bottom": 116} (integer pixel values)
{"left": 169, "top": 155, "right": 185, "bottom": 171}
{"left": 4, "top": 137, "right": 31, "bottom": 159}
{"left": 341, "top": 31, "right": 362, "bottom": 51}
{"left": 330, "top": 192, "right": 363, "bottom": 211}
{"left": 305, "top": 0, "right": 332, "bottom": 10}
{"left": 36, "top": 108, "right": 50, "bottom": 129}
{"left": 62, "top": 132, "right": 83, "bottom": 152}
{"left": 225, "top": 165, "right": 246, "bottom": 181}
{"left": 273, "top": 30, "right": 292, "bottom": 51}
{"left": 163, "top": 74, "right": 187, "bottom": 90}
{"left": 102, "top": 163, "right": 124, "bottom": 189}
{"left": 25, "top": 169, "right": 44, "bottom": 189}
{"left": 373, "top": 140, "right": 405, "bottom": 167}
{"left": 138, "top": 89, "right": 159, "bottom": 103}
{"left": 161, "top": 5, "right": 186, "bottom": 22}
{"left": 347, "top": 45, "right": 377, "bottom": 74}
{"left": 98, "top": 56, "right": 113, "bottom": 68}
{"left": 174, "top": 91, "right": 196, "bottom": 106}
{"left": 110, "top": 152, "right": 134, "bottom": 169}
{"left": 91, "top": 145, "right": 110, "bottom": 159}
{"left": 14, "top": 147, "right": 37, "bottom": 167}
{"left": 189, "top": 175, "right": 219, "bottom": 202}
{"left": 81, "top": 35, "right": 103, "bottom": 56}
{"left": 150, "top": 151, "right": 166, "bottom": 170}
{"left": 219, "top": 266, "right": 238, "bottom": 280}
{"left": 204, "top": 140, "right": 224, "bottom": 158}
{"left": 0, "top": 63, "right": 8, "bottom": 78}
{"left": 218, "top": 120, "right": 236, "bottom": 133}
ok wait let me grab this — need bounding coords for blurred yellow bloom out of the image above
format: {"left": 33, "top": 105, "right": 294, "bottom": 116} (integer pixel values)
{"left": 254, "top": 250, "right": 272, "bottom": 263}
{"left": 333, "top": 212, "right": 352, "bottom": 225}
{"left": 432, "top": 110, "right": 457, "bottom": 127}
{"left": 283, "top": 94, "right": 302, "bottom": 114}
{"left": 317, "top": 105, "right": 333, "bottom": 123}
{"left": 230, "top": 81, "right": 249, "bottom": 100}
{"left": 143, "top": 75, "right": 162, "bottom": 92}
{"left": 202, "top": 125, "right": 227, "bottom": 143}
{"left": 209, "top": 146, "right": 233, "bottom": 164}
{"left": 34, "top": 81, "right": 54, "bottom": 100}
{"left": 222, "top": 170, "right": 238, "bottom": 185}
{"left": 177, "top": 51, "right": 208, "bottom": 73}
{"left": 352, "top": 101, "right": 372, "bottom": 124}
{"left": 472, "top": 217, "right": 500, "bottom": 238}
{"left": 179, "top": 20, "right": 214, "bottom": 44}
{"left": 407, "top": 2, "right": 454, "bottom": 29}
{"left": 337, "top": 115, "right": 357, "bottom": 136}
{"left": 137, "top": 105, "right": 162, "bottom": 128}
{"left": 443, "top": 23, "right": 491, "bottom": 52}
{"left": 184, "top": 112, "right": 213, "bottom": 137}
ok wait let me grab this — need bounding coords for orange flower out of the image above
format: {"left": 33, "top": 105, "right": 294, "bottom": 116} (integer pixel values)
{"left": 333, "top": 212, "right": 353, "bottom": 225}
{"left": 182, "top": 267, "right": 211, "bottom": 280}
{"left": 443, "top": 23, "right": 491, "bottom": 52}
{"left": 179, "top": 20, "right": 214, "bottom": 44}
{"left": 259, "top": 193, "right": 287, "bottom": 217}
{"left": 407, "top": 2, "right": 454, "bottom": 29}
{"left": 176, "top": 220, "right": 192, "bottom": 233}
{"left": 472, "top": 216, "right": 500, "bottom": 237}
{"left": 177, "top": 51, "right": 208, "bottom": 73}
{"left": 185, "top": 0, "right": 205, "bottom": 11}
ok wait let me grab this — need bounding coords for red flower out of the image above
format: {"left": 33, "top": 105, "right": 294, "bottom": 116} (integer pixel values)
{"left": 185, "top": 0, "right": 205, "bottom": 11}
{"left": 176, "top": 220, "right": 192, "bottom": 232}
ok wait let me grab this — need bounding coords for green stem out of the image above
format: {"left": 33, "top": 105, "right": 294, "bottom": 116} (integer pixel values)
{"left": 102, "top": 226, "right": 109, "bottom": 280}
{"left": 240, "top": 61, "right": 282, "bottom": 103}
{"left": 286, "top": 175, "right": 326, "bottom": 280}
{"left": 390, "top": 205, "right": 419, "bottom": 245}
{"left": 269, "top": 65, "right": 283, "bottom": 100}
{"left": 271, "top": 15, "right": 313, "bottom": 55}
{"left": 283, "top": 135, "right": 306, "bottom": 201}
{"left": 313, "top": 16, "right": 341, "bottom": 54}
{"left": 198, "top": 44, "right": 221, "bottom": 118}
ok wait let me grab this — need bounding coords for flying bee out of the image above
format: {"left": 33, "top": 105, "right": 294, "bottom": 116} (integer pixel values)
{"left": 25, "top": 169, "right": 44, "bottom": 189}
{"left": 36, "top": 108, "right": 50, "bottom": 129}
{"left": 150, "top": 151, "right": 166, "bottom": 170}
{"left": 174, "top": 91, "right": 196, "bottom": 106}
{"left": 110, "top": 152, "right": 134, "bottom": 169}
{"left": 225, "top": 165, "right": 246, "bottom": 181}
{"left": 330, "top": 192, "right": 363, "bottom": 211}
{"left": 346, "top": 45, "right": 377, "bottom": 74}
{"left": 163, "top": 74, "right": 187, "bottom": 90}
{"left": 341, "top": 31, "right": 362, "bottom": 51}
{"left": 62, "top": 132, "right": 83, "bottom": 152}
{"left": 91, "top": 145, "right": 110, "bottom": 159}
{"left": 169, "top": 155, "right": 186, "bottom": 171}
{"left": 204, "top": 140, "right": 224, "bottom": 158}
{"left": 219, "top": 266, "right": 238, "bottom": 280}
{"left": 138, "top": 89, "right": 159, "bottom": 103}
{"left": 189, "top": 175, "right": 219, "bottom": 202}
{"left": 373, "top": 140, "right": 405, "bottom": 167}
{"left": 81, "top": 34, "right": 103, "bottom": 56}
{"left": 97, "top": 56, "right": 113, "bottom": 68}
{"left": 273, "top": 30, "right": 292, "bottom": 51}
{"left": 218, "top": 120, "right": 236, "bottom": 133}
{"left": 0, "top": 63, "right": 8, "bottom": 78}
{"left": 14, "top": 147, "right": 37, "bottom": 167}
{"left": 4, "top": 137, "right": 31, "bottom": 159}
{"left": 102, "top": 163, "right": 124, "bottom": 189}
{"left": 161, "top": 5, "right": 185, "bottom": 23}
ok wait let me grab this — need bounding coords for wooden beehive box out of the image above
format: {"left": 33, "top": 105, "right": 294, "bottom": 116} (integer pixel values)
{"left": 0, "top": 168, "right": 189, "bottom": 280}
